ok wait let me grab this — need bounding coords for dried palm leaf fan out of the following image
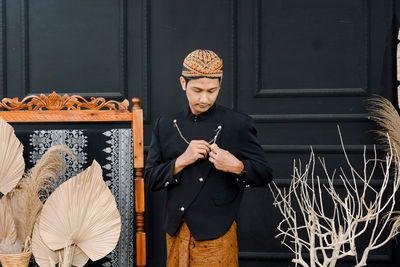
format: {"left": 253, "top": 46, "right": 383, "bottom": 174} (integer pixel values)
{"left": 0, "top": 117, "right": 28, "bottom": 267}
{"left": 0, "top": 144, "right": 74, "bottom": 267}
{"left": 0, "top": 117, "right": 24, "bottom": 199}
{"left": 8, "top": 145, "right": 75, "bottom": 251}
{"left": 0, "top": 197, "right": 17, "bottom": 251}
{"left": 32, "top": 221, "right": 88, "bottom": 267}
{"left": 34, "top": 160, "right": 121, "bottom": 266}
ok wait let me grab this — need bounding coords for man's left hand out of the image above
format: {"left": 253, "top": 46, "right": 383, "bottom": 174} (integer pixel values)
{"left": 209, "top": 144, "right": 244, "bottom": 175}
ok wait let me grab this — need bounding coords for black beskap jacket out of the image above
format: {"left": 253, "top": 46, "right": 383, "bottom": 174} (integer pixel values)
{"left": 144, "top": 104, "right": 273, "bottom": 241}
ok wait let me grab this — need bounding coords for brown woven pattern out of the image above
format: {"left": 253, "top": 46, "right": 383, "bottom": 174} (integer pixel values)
{"left": 166, "top": 221, "right": 238, "bottom": 267}
{"left": 0, "top": 251, "right": 31, "bottom": 267}
{"left": 182, "top": 49, "right": 223, "bottom": 79}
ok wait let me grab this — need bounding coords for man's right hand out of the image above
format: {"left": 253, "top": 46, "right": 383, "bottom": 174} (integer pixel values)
{"left": 173, "top": 140, "right": 211, "bottom": 175}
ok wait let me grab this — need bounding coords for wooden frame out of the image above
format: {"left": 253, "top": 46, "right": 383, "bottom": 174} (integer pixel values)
{"left": 0, "top": 92, "right": 146, "bottom": 267}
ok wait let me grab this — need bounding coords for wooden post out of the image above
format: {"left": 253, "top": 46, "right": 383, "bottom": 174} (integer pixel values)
{"left": 132, "top": 98, "right": 146, "bottom": 267}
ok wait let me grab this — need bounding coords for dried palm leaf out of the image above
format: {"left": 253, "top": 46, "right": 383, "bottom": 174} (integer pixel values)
{"left": 58, "top": 243, "right": 88, "bottom": 267}
{"left": 367, "top": 96, "right": 400, "bottom": 158}
{"left": 39, "top": 160, "right": 121, "bottom": 261}
{"left": 60, "top": 245, "right": 88, "bottom": 267}
{"left": 49, "top": 257, "right": 56, "bottom": 267}
{"left": 0, "top": 238, "right": 23, "bottom": 254}
{"left": 9, "top": 145, "right": 75, "bottom": 246}
{"left": 32, "top": 221, "right": 57, "bottom": 267}
{"left": 0, "top": 118, "right": 24, "bottom": 197}
{"left": 32, "top": 221, "right": 88, "bottom": 267}
{"left": 0, "top": 197, "right": 17, "bottom": 249}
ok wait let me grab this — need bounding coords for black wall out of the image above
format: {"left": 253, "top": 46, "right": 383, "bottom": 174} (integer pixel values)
{"left": 1, "top": 0, "right": 400, "bottom": 266}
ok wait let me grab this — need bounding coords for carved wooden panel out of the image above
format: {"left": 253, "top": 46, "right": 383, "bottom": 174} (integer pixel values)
{"left": 0, "top": 91, "right": 129, "bottom": 111}
{"left": 0, "top": 91, "right": 136, "bottom": 123}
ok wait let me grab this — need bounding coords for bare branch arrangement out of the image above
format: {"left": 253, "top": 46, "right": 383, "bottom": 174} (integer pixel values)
{"left": 270, "top": 129, "right": 400, "bottom": 267}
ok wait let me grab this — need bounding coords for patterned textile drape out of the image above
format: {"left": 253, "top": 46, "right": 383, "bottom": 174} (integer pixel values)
{"left": 14, "top": 128, "right": 136, "bottom": 267}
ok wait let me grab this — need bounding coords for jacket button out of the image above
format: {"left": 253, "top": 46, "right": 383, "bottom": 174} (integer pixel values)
{"left": 180, "top": 207, "right": 185, "bottom": 212}
{"left": 198, "top": 177, "right": 204, "bottom": 182}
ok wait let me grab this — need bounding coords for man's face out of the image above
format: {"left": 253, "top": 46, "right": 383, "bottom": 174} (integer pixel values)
{"left": 180, "top": 77, "right": 221, "bottom": 115}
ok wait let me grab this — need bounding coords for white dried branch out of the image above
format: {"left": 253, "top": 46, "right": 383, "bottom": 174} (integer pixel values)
{"left": 269, "top": 130, "right": 400, "bottom": 267}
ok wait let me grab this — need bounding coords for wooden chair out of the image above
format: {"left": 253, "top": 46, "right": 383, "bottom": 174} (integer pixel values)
{"left": 0, "top": 92, "right": 146, "bottom": 267}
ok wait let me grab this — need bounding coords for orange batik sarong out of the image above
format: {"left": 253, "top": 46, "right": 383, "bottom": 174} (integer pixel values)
{"left": 166, "top": 221, "right": 239, "bottom": 267}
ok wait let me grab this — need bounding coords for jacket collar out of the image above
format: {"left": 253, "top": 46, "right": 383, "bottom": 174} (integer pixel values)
{"left": 186, "top": 104, "right": 217, "bottom": 122}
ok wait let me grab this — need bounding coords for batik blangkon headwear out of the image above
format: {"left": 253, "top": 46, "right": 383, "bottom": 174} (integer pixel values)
{"left": 182, "top": 49, "right": 223, "bottom": 79}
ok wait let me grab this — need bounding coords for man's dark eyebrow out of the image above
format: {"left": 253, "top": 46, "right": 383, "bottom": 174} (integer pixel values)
{"left": 192, "top": 87, "right": 219, "bottom": 91}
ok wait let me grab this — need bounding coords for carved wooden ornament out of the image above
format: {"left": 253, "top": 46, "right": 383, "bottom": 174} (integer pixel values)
{"left": 0, "top": 92, "right": 129, "bottom": 111}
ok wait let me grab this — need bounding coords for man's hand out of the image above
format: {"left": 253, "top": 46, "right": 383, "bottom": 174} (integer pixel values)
{"left": 173, "top": 140, "right": 211, "bottom": 175}
{"left": 209, "top": 144, "right": 244, "bottom": 174}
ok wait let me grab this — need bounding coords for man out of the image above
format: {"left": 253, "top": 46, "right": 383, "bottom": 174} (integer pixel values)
{"left": 145, "top": 49, "right": 273, "bottom": 266}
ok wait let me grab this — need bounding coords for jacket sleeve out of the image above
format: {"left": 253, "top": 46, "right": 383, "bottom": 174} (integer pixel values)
{"left": 235, "top": 116, "right": 273, "bottom": 188}
{"left": 144, "top": 117, "right": 183, "bottom": 192}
